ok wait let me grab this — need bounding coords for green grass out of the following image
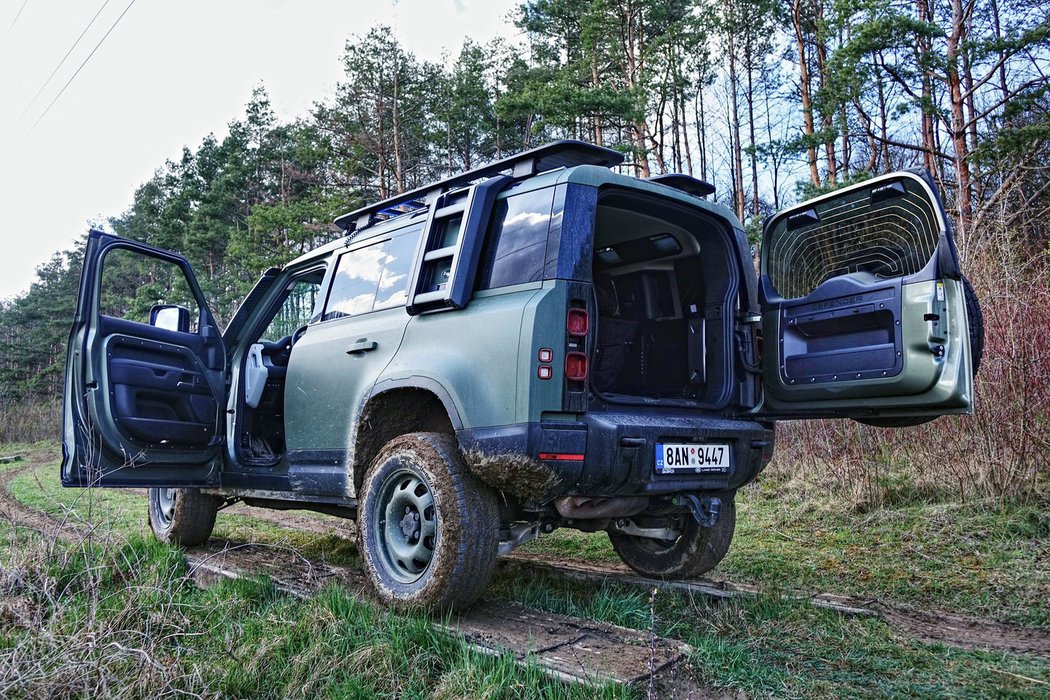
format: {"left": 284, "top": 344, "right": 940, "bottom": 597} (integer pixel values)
{"left": 7, "top": 449, "right": 1050, "bottom": 697}
{"left": 519, "top": 478, "right": 1050, "bottom": 629}
{"left": 0, "top": 524, "right": 627, "bottom": 699}
{"left": 7, "top": 460, "right": 363, "bottom": 567}
{"left": 487, "top": 569, "right": 1050, "bottom": 699}
{"left": 0, "top": 440, "right": 51, "bottom": 472}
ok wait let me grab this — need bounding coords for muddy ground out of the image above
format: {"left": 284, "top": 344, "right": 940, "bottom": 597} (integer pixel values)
{"left": 2, "top": 446, "right": 1047, "bottom": 693}
{"left": 0, "top": 450, "right": 724, "bottom": 697}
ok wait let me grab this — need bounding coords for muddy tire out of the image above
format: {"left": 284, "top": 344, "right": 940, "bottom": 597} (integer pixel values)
{"left": 148, "top": 487, "right": 220, "bottom": 546}
{"left": 358, "top": 432, "right": 499, "bottom": 610}
{"left": 608, "top": 500, "right": 736, "bottom": 579}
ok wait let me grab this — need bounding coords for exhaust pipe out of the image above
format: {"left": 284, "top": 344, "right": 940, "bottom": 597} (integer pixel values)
{"left": 553, "top": 495, "right": 648, "bottom": 520}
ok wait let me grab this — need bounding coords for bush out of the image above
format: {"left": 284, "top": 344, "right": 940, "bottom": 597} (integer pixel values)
{"left": 0, "top": 398, "right": 60, "bottom": 444}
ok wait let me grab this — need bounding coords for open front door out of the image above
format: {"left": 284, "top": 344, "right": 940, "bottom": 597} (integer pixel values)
{"left": 758, "top": 170, "right": 976, "bottom": 422}
{"left": 62, "top": 231, "right": 226, "bottom": 487}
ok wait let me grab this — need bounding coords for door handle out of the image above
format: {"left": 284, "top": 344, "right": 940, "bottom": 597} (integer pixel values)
{"left": 345, "top": 338, "right": 378, "bottom": 354}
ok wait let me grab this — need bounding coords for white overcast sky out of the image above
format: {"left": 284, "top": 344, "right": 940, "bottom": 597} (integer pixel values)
{"left": 0, "top": 0, "right": 520, "bottom": 300}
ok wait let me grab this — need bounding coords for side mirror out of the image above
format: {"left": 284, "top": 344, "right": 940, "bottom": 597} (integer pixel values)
{"left": 150, "top": 304, "right": 191, "bottom": 333}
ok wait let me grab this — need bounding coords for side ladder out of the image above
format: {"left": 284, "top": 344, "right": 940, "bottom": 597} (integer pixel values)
{"left": 406, "top": 175, "right": 510, "bottom": 315}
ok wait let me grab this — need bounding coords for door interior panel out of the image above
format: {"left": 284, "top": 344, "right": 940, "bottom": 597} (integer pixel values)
{"left": 778, "top": 282, "right": 902, "bottom": 384}
{"left": 64, "top": 231, "right": 226, "bottom": 487}
{"left": 104, "top": 332, "right": 218, "bottom": 447}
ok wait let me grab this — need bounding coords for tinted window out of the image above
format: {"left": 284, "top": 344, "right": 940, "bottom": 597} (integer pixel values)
{"left": 764, "top": 176, "right": 940, "bottom": 299}
{"left": 476, "top": 188, "right": 554, "bottom": 290}
{"left": 375, "top": 225, "right": 422, "bottom": 310}
{"left": 323, "top": 241, "right": 388, "bottom": 320}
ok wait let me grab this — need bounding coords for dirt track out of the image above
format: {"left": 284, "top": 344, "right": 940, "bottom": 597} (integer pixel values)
{"left": 3, "top": 447, "right": 1048, "bottom": 665}
{"left": 0, "top": 450, "right": 720, "bottom": 696}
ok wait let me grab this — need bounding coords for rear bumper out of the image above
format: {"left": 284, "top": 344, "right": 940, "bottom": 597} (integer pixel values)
{"left": 457, "top": 410, "right": 774, "bottom": 499}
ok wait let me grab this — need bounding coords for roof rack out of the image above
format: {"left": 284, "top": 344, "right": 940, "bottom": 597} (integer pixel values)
{"left": 334, "top": 139, "right": 625, "bottom": 233}
{"left": 647, "top": 173, "right": 716, "bottom": 198}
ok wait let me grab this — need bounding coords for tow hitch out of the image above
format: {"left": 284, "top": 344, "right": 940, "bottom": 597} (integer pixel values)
{"left": 672, "top": 494, "right": 722, "bottom": 527}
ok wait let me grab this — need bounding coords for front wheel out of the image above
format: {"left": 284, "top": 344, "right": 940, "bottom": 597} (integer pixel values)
{"left": 358, "top": 432, "right": 499, "bottom": 610}
{"left": 608, "top": 500, "right": 736, "bottom": 579}
{"left": 147, "top": 487, "right": 220, "bottom": 546}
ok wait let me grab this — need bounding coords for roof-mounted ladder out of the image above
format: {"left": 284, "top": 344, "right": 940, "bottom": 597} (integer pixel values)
{"left": 406, "top": 175, "right": 509, "bottom": 315}
{"left": 333, "top": 139, "right": 625, "bottom": 235}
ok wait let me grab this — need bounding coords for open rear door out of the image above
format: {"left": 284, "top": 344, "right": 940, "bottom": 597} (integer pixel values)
{"left": 758, "top": 170, "right": 975, "bottom": 422}
{"left": 62, "top": 231, "right": 226, "bottom": 487}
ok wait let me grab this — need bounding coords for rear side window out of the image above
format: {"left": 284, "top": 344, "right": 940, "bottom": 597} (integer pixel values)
{"left": 476, "top": 187, "right": 555, "bottom": 290}
{"left": 323, "top": 224, "right": 422, "bottom": 320}
{"left": 323, "top": 241, "right": 388, "bottom": 320}
{"left": 375, "top": 226, "right": 422, "bottom": 310}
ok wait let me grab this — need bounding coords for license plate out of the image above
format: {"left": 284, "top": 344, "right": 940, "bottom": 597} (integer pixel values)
{"left": 655, "top": 442, "right": 730, "bottom": 474}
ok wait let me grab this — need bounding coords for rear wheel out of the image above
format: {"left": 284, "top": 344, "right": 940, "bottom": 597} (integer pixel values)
{"left": 608, "top": 500, "right": 736, "bottom": 578}
{"left": 358, "top": 432, "right": 499, "bottom": 610}
{"left": 147, "top": 487, "right": 220, "bottom": 546}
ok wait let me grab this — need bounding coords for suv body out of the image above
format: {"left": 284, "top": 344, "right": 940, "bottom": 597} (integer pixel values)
{"left": 63, "top": 141, "right": 977, "bottom": 608}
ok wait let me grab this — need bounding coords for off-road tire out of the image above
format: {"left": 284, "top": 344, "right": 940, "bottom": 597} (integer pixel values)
{"left": 962, "top": 274, "right": 984, "bottom": 376}
{"left": 608, "top": 500, "right": 736, "bottom": 579}
{"left": 147, "top": 487, "right": 220, "bottom": 546}
{"left": 358, "top": 432, "right": 499, "bottom": 610}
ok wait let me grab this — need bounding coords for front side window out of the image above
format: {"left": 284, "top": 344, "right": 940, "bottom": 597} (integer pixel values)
{"left": 476, "top": 187, "right": 555, "bottom": 290}
{"left": 261, "top": 278, "right": 321, "bottom": 341}
{"left": 99, "top": 247, "right": 201, "bottom": 331}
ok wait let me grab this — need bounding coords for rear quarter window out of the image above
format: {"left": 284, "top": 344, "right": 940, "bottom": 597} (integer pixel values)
{"left": 476, "top": 187, "right": 555, "bottom": 290}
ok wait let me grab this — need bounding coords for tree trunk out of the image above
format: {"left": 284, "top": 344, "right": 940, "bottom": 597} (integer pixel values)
{"left": 746, "top": 46, "right": 759, "bottom": 218}
{"left": 392, "top": 59, "right": 404, "bottom": 194}
{"left": 695, "top": 83, "right": 708, "bottom": 183}
{"left": 763, "top": 76, "right": 781, "bottom": 209}
{"left": 728, "top": 33, "right": 746, "bottom": 222}
{"left": 792, "top": 0, "right": 820, "bottom": 187}
{"left": 592, "top": 52, "right": 605, "bottom": 146}
{"left": 814, "top": 2, "right": 837, "bottom": 183}
{"left": 680, "top": 81, "right": 694, "bottom": 177}
{"left": 916, "top": 0, "right": 938, "bottom": 177}
{"left": 946, "top": 0, "right": 973, "bottom": 244}
{"left": 622, "top": 1, "right": 652, "bottom": 177}
{"left": 876, "top": 54, "right": 891, "bottom": 172}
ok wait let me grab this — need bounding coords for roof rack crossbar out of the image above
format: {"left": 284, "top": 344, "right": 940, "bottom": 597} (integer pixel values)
{"left": 646, "top": 173, "right": 716, "bottom": 198}
{"left": 334, "top": 139, "right": 624, "bottom": 232}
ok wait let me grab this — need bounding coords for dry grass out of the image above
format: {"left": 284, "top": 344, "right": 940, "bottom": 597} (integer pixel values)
{"left": 0, "top": 398, "right": 59, "bottom": 445}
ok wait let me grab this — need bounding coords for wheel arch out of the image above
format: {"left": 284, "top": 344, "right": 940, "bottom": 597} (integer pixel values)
{"left": 353, "top": 379, "right": 462, "bottom": 495}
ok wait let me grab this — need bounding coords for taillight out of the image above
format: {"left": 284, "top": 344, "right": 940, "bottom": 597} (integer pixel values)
{"left": 567, "top": 308, "right": 589, "bottom": 337}
{"left": 565, "top": 351, "right": 588, "bottom": 381}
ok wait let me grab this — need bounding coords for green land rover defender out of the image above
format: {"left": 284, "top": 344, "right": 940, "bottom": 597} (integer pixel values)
{"left": 63, "top": 140, "right": 980, "bottom": 609}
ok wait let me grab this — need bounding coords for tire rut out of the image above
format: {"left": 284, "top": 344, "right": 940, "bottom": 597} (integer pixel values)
{"left": 0, "top": 450, "right": 717, "bottom": 696}
{"left": 5, "top": 449, "right": 1048, "bottom": 660}
{"left": 500, "top": 552, "right": 1050, "bottom": 658}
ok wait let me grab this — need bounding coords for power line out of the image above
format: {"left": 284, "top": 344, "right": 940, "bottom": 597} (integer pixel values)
{"left": 8, "top": 0, "right": 29, "bottom": 33}
{"left": 31, "top": 0, "right": 136, "bottom": 132}
{"left": 21, "top": 0, "right": 114, "bottom": 118}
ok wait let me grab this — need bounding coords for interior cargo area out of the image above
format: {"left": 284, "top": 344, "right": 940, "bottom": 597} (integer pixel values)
{"left": 591, "top": 188, "right": 739, "bottom": 407}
